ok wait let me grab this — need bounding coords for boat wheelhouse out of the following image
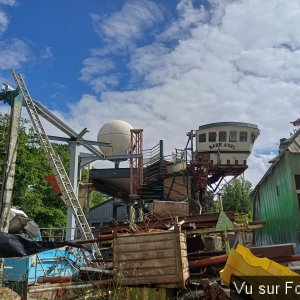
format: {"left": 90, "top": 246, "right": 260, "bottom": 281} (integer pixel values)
{"left": 196, "top": 122, "right": 260, "bottom": 166}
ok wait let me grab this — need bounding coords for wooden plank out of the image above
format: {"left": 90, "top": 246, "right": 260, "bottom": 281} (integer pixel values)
{"left": 174, "top": 230, "right": 184, "bottom": 285}
{"left": 180, "top": 243, "right": 187, "bottom": 251}
{"left": 121, "top": 266, "right": 178, "bottom": 277}
{"left": 179, "top": 235, "right": 186, "bottom": 243}
{"left": 120, "top": 258, "right": 177, "bottom": 270}
{"left": 117, "top": 249, "right": 176, "bottom": 261}
{"left": 123, "top": 275, "right": 180, "bottom": 287}
{"left": 116, "top": 232, "right": 177, "bottom": 244}
{"left": 117, "top": 239, "right": 175, "bottom": 252}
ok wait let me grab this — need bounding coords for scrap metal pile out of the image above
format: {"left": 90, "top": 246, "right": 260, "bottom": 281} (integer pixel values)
{"left": 97, "top": 210, "right": 266, "bottom": 272}
{"left": 12, "top": 210, "right": 300, "bottom": 300}
{"left": 83, "top": 209, "right": 300, "bottom": 300}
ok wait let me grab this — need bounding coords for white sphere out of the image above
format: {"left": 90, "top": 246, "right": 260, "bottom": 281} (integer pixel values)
{"left": 97, "top": 120, "right": 134, "bottom": 157}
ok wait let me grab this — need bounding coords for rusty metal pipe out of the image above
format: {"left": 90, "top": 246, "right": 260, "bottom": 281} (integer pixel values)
{"left": 75, "top": 234, "right": 113, "bottom": 244}
{"left": 28, "top": 279, "right": 113, "bottom": 293}
{"left": 37, "top": 275, "right": 72, "bottom": 284}
{"left": 189, "top": 255, "right": 228, "bottom": 269}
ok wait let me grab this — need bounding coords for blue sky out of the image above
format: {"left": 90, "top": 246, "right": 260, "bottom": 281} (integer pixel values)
{"left": 1, "top": 0, "right": 300, "bottom": 185}
{"left": 1, "top": 0, "right": 179, "bottom": 110}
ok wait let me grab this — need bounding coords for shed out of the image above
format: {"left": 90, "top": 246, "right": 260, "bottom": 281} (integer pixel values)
{"left": 253, "top": 129, "right": 300, "bottom": 252}
{"left": 88, "top": 198, "right": 128, "bottom": 229}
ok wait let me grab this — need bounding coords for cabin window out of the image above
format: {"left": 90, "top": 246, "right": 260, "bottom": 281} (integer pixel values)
{"left": 294, "top": 175, "right": 300, "bottom": 190}
{"left": 295, "top": 175, "right": 300, "bottom": 208}
{"left": 219, "top": 131, "right": 227, "bottom": 142}
{"left": 240, "top": 131, "right": 248, "bottom": 142}
{"left": 229, "top": 131, "right": 237, "bottom": 142}
{"left": 251, "top": 133, "right": 256, "bottom": 143}
{"left": 209, "top": 132, "right": 216, "bottom": 142}
{"left": 199, "top": 133, "right": 206, "bottom": 143}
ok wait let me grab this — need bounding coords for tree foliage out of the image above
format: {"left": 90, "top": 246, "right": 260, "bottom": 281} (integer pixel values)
{"left": 89, "top": 191, "right": 107, "bottom": 208}
{"left": 1, "top": 114, "right": 69, "bottom": 228}
{"left": 1, "top": 112, "right": 109, "bottom": 228}
{"left": 221, "top": 178, "right": 252, "bottom": 214}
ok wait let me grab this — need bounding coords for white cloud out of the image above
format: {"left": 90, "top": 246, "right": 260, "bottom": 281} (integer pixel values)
{"left": 80, "top": 57, "right": 117, "bottom": 91}
{"left": 0, "top": 0, "right": 16, "bottom": 33}
{"left": 158, "top": 0, "right": 208, "bottom": 41}
{"left": 67, "top": 0, "right": 300, "bottom": 186}
{"left": 0, "top": 1, "right": 30, "bottom": 72}
{"left": 39, "top": 47, "right": 53, "bottom": 59}
{"left": 90, "top": 0, "right": 163, "bottom": 49}
{"left": 0, "top": 0, "right": 16, "bottom": 5}
{"left": 81, "top": 0, "right": 164, "bottom": 91}
{"left": 0, "top": 39, "right": 30, "bottom": 70}
{"left": 244, "top": 150, "right": 277, "bottom": 187}
{"left": 0, "top": 10, "right": 8, "bottom": 33}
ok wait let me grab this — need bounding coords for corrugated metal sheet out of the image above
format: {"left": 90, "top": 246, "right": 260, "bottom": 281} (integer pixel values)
{"left": 88, "top": 199, "right": 128, "bottom": 227}
{"left": 289, "top": 133, "right": 300, "bottom": 153}
{"left": 254, "top": 151, "right": 300, "bottom": 252}
{"left": 253, "top": 130, "right": 300, "bottom": 191}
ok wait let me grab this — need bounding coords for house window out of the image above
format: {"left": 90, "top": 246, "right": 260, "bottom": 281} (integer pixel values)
{"left": 219, "top": 131, "right": 227, "bottom": 142}
{"left": 240, "top": 131, "right": 248, "bottom": 142}
{"left": 199, "top": 133, "right": 206, "bottom": 143}
{"left": 229, "top": 131, "right": 237, "bottom": 142}
{"left": 209, "top": 132, "right": 217, "bottom": 142}
{"left": 251, "top": 133, "right": 256, "bottom": 143}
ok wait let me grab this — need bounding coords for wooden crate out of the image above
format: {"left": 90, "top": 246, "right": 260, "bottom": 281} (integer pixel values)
{"left": 152, "top": 200, "right": 189, "bottom": 219}
{"left": 113, "top": 230, "right": 189, "bottom": 288}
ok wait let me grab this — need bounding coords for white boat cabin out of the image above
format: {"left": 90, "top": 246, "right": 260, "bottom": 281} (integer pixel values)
{"left": 196, "top": 122, "right": 260, "bottom": 166}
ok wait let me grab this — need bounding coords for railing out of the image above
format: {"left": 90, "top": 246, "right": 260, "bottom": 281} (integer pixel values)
{"left": 140, "top": 141, "right": 164, "bottom": 201}
{"left": 39, "top": 227, "right": 96, "bottom": 242}
{"left": 143, "top": 142, "right": 161, "bottom": 167}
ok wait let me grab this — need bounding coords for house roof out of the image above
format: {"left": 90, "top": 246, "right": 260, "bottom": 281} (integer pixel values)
{"left": 253, "top": 128, "right": 300, "bottom": 195}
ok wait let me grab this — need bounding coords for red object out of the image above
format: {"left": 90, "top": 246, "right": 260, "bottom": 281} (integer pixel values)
{"left": 189, "top": 254, "right": 228, "bottom": 269}
{"left": 45, "top": 176, "right": 62, "bottom": 194}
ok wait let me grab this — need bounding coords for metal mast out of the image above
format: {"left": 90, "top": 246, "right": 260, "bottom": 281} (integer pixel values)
{"left": 0, "top": 91, "right": 23, "bottom": 232}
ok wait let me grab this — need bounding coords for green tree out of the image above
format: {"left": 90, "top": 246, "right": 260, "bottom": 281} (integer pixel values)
{"left": 221, "top": 178, "right": 252, "bottom": 214}
{"left": 89, "top": 191, "right": 107, "bottom": 208}
{"left": 0, "top": 114, "right": 69, "bottom": 228}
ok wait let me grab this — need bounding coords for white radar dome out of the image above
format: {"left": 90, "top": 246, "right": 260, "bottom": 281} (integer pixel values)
{"left": 97, "top": 120, "right": 134, "bottom": 157}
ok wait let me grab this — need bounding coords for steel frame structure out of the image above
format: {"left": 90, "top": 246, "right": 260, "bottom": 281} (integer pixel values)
{"left": 129, "top": 129, "right": 143, "bottom": 199}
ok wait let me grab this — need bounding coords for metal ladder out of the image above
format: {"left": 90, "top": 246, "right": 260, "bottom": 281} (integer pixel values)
{"left": 11, "top": 70, "right": 100, "bottom": 256}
